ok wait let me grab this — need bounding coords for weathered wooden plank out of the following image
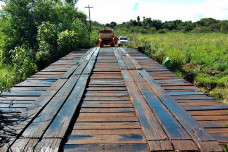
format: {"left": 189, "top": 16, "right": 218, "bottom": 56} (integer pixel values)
{"left": 0, "top": 91, "right": 42, "bottom": 97}
{"left": 35, "top": 138, "right": 61, "bottom": 152}
{"left": 113, "top": 49, "right": 128, "bottom": 70}
{"left": 83, "top": 96, "right": 130, "bottom": 101}
{"left": 80, "top": 108, "right": 135, "bottom": 113}
{"left": 66, "top": 134, "right": 147, "bottom": 144}
{"left": 71, "top": 129, "right": 143, "bottom": 135}
{"left": 139, "top": 68, "right": 223, "bottom": 151}
{"left": 188, "top": 110, "right": 228, "bottom": 116}
{"left": 116, "top": 64, "right": 168, "bottom": 142}
{"left": 19, "top": 76, "right": 79, "bottom": 138}
{"left": 168, "top": 92, "right": 206, "bottom": 96}
{"left": 42, "top": 75, "right": 89, "bottom": 138}
{"left": 86, "top": 87, "right": 127, "bottom": 91}
{"left": 60, "top": 65, "right": 78, "bottom": 79}
{"left": 185, "top": 105, "right": 228, "bottom": 110}
{"left": 76, "top": 116, "right": 138, "bottom": 122}
{"left": 64, "top": 144, "right": 148, "bottom": 152}
{"left": 85, "top": 92, "right": 128, "bottom": 97}
{"left": 131, "top": 71, "right": 191, "bottom": 140}
{"left": 73, "top": 122, "right": 141, "bottom": 130}
{"left": 148, "top": 140, "right": 173, "bottom": 151}
{"left": 9, "top": 138, "right": 39, "bottom": 152}
{"left": 122, "top": 56, "right": 136, "bottom": 70}
{"left": 171, "top": 140, "right": 198, "bottom": 151}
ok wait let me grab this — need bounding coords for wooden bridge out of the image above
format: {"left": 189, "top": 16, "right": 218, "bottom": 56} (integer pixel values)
{"left": 0, "top": 48, "right": 227, "bottom": 151}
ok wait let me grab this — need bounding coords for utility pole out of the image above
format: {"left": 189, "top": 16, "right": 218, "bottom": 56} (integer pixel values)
{"left": 85, "top": 5, "right": 93, "bottom": 32}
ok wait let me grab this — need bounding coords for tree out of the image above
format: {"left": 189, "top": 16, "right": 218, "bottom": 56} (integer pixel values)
{"left": 220, "top": 20, "right": 228, "bottom": 33}
{"left": 137, "top": 16, "right": 140, "bottom": 26}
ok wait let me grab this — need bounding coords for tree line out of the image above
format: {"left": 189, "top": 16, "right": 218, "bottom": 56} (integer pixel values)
{"left": 105, "top": 17, "right": 228, "bottom": 34}
{"left": 0, "top": 0, "right": 97, "bottom": 91}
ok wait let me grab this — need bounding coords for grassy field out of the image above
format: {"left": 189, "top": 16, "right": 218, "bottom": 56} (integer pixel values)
{"left": 126, "top": 33, "right": 228, "bottom": 103}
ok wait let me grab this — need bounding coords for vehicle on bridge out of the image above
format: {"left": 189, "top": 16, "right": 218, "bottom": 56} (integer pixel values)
{"left": 118, "top": 36, "right": 129, "bottom": 47}
{"left": 99, "top": 28, "right": 115, "bottom": 47}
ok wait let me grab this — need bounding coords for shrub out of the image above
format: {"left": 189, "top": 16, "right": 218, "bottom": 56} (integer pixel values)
{"left": 36, "top": 22, "right": 59, "bottom": 69}
{"left": 57, "top": 30, "right": 78, "bottom": 55}
{"left": 11, "top": 46, "right": 38, "bottom": 81}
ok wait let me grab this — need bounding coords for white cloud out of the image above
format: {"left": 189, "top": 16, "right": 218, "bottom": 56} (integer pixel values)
{"left": 0, "top": 1, "right": 5, "bottom": 10}
{"left": 76, "top": 0, "right": 138, "bottom": 24}
{"left": 199, "top": 0, "right": 228, "bottom": 20}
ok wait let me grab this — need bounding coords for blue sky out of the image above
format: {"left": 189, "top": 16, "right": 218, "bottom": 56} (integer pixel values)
{"left": 76, "top": 0, "right": 228, "bottom": 24}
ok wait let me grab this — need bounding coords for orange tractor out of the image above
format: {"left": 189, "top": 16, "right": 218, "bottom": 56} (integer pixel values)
{"left": 99, "top": 28, "right": 115, "bottom": 47}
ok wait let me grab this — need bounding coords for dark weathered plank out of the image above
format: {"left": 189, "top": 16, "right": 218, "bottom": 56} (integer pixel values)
{"left": 131, "top": 71, "right": 191, "bottom": 140}
{"left": 139, "top": 63, "right": 222, "bottom": 151}
{"left": 114, "top": 50, "right": 169, "bottom": 142}
{"left": 19, "top": 76, "right": 79, "bottom": 138}
{"left": 42, "top": 75, "right": 88, "bottom": 138}
{"left": 60, "top": 65, "right": 78, "bottom": 79}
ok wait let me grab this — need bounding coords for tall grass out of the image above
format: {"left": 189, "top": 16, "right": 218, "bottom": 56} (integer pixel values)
{"left": 0, "top": 64, "right": 15, "bottom": 91}
{"left": 128, "top": 33, "right": 228, "bottom": 103}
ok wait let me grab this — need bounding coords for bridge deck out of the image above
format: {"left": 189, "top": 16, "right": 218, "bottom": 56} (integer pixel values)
{"left": 0, "top": 48, "right": 227, "bottom": 152}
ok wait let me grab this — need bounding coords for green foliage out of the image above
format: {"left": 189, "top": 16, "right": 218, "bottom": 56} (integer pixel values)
{"left": 11, "top": 46, "right": 38, "bottom": 81}
{"left": 36, "top": 21, "right": 58, "bottom": 68}
{"left": 0, "top": 0, "right": 96, "bottom": 92}
{"left": 58, "top": 30, "right": 78, "bottom": 55}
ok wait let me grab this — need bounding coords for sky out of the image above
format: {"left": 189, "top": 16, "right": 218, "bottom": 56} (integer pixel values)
{"left": 0, "top": 0, "right": 227, "bottom": 24}
{"left": 76, "top": 0, "right": 228, "bottom": 24}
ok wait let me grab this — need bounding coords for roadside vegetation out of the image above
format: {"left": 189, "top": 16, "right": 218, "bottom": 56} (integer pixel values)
{"left": 112, "top": 17, "right": 228, "bottom": 103}
{"left": 0, "top": 0, "right": 98, "bottom": 91}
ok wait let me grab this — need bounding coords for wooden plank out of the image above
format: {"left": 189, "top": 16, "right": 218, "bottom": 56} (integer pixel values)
{"left": 73, "top": 122, "right": 141, "bottom": 130}
{"left": 148, "top": 140, "right": 173, "bottom": 151}
{"left": 60, "top": 65, "right": 78, "bottom": 79}
{"left": 80, "top": 108, "right": 135, "bottom": 113}
{"left": 66, "top": 134, "right": 147, "bottom": 144}
{"left": 79, "top": 113, "right": 135, "bottom": 117}
{"left": 131, "top": 71, "right": 191, "bottom": 140}
{"left": 42, "top": 76, "right": 89, "bottom": 138}
{"left": 73, "top": 61, "right": 88, "bottom": 75}
{"left": 35, "top": 138, "right": 61, "bottom": 152}
{"left": 122, "top": 56, "right": 136, "bottom": 70}
{"left": 185, "top": 105, "right": 228, "bottom": 110}
{"left": 19, "top": 76, "right": 79, "bottom": 138}
{"left": 120, "top": 73, "right": 167, "bottom": 141}
{"left": 81, "top": 103, "right": 133, "bottom": 108}
{"left": 71, "top": 129, "right": 143, "bottom": 135}
{"left": 84, "top": 96, "right": 130, "bottom": 101}
{"left": 139, "top": 68, "right": 223, "bottom": 151}
{"left": 171, "top": 140, "right": 198, "bottom": 151}
{"left": 168, "top": 92, "right": 206, "bottom": 96}
{"left": 63, "top": 144, "right": 148, "bottom": 152}
{"left": 9, "top": 138, "right": 39, "bottom": 152}
{"left": 76, "top": 116, "right": 138, "bottom": 122}
{"left": 188, "top": 110, "right": 228, "bottom": 116}
{"left": 86, "top": 87, "right": 127, "bottom": 91}
{"left": 113, "top": 49, "right": 127, "bottom": 70}
{"left": 0, "top": 91, "right": 42, "bottom": 97}
{"left": 85, "top": 92, "right": 128, "bottom": 97}
{"left": 192, "top": 115, "right": 228, "bottom": 121}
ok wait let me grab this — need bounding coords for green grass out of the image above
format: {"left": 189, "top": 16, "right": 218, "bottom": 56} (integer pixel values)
{"left": 126, "top": 33, "right": 228, "bottom": 103}
{"left": 0, "top": 63, "right": 15, "bottom": 91}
